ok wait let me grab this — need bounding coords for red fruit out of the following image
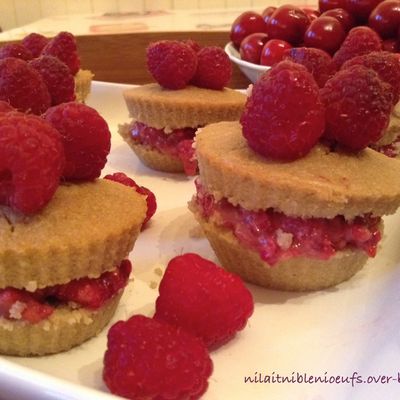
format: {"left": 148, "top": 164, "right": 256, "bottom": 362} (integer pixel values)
{"left": 230, "top": 11, "right": 267, "bottom": 48}
{"left": 321, "top": 65, "right": 393, "bottom": 150}
{"left": 260, "top": 39, "right": 292, "bottom": 66}
{"left": 240, "top": 60, "right": 325, "bottom": 161}
{"left": 0, "top": 57, "right": 50, "bottom": 115}
{"left": 369, "top": 0, "right": 400, "bottom": 39}
{"left": 333, "top": 26, "right": 382, "bottom": 67}
{"left": 43, "top": 102, "right": 111, "bottom": 181}
{"left": 283, "top": 47, "right": 337, "bottom": 87}
{"left": 0, "top": 101, "right": 15, "bottom": 113}
{"left": 154, "top": 253, "right": 254, "bottom": 349}
{"left": 266, "top": 5, "right": 310, "bottom": 46}
{"left": 319, "top": 0, "right": 347, "bottom": 12}
{"left": 191, "top": 46, "right": 232, "bottom": 90}
{"left": 262, "top": 6, "right": 277, "bottom": 24}
{"left": 342, "top": 51, "right": 400, "bottom": 104}
{"left": 42, "top": 31, "right": 80, "bottom": 75}
{"left": 183, "top": 39, "right": 201, "bottom": 53}
{"left": 22, "top": 33, "right": 49, "bottom": 58}
{"left": 104, "top": 172, "right": 157, "bottom": 229}
{"left": 0, "top": 112, "right": 64, "bottom": 214}
{"left": 304, "top": 16, "right": 347, "bottom": 55}
{"left": 43, "top": 260, "right": 132, "bottom": 309}
{"left": 345, "top": 0, "right": 384, "bottom": 23}
{"left": 303, "top": 8, "right": 321, "bottom": 22}
{"left": 103, "top": 315, "right": 213, "bottom": 400}
{"left": 0, "top": 44, "right": 33, "bottom": 61}
{"left": 240, "top": 32, "right": 269, "bottom": 64}
{"left": 29, "top": 55, "right": 75, "bottom": 105}
{"left": 321, "top": 7, "right": 356, "bottom": 31}
{"left": 146, "top": 40, "right": 197, "bottom": 90}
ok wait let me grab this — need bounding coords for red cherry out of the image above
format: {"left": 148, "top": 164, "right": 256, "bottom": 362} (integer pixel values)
{"left": 382, "top": 38, "right": 399, "bottom": 51}
{"left": 230, "top": 11, "right": 267, "bottom": 48}
{"left": 319, "top": 0, "right": 347, "bottom": 12}
{"left": 369, "top": 0, "right": 400, "bottom": 39}
{"left": 266, "top": 5, "right": 310, "bottom": 46}
{"left": 260, "top": 39, "right": 292, "bottom": 66}
{"left": 345, "top": 0, "right": 384, "bottom": 23}
{"left": 304, "top": 16, "right": 346, "bottom": 54}
{"left": 262, "top": 6, "right": 277, "bottom": 25}
{"left": 321, "top": 8, "right": 356, "bottom": 31}
{"left": 240, "top": 33, "right": 269, "bottom": 64}
{"left": 303, "top": 8, "right": 321, "bottom": 22}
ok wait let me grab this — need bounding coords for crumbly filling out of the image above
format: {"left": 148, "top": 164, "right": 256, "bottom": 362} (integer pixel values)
{"left": 130, "top": 121, "right": 198, "bottom": 175}
{"left": 0, "top": 260, "right": 131, "bottom": 324}
{"left": 193, "top": 180, "right": 381, "bottom": 265}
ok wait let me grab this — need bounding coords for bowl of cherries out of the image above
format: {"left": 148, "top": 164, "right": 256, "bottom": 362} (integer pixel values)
{"left": 226, "top": 0, "right": 400, "bottom": 83}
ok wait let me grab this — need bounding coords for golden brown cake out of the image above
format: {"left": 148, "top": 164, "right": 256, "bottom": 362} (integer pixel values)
{"left": 189, "top": 121, "right": 400, "bottom": 291}
{"left": 0, "top": 179, "right": 147, "bottom": 356}
{"left": 119, "top": 83, "right": 246, "bottom": 175}
{"left": 74, "top": 69, "right": 94, "bottom": 103}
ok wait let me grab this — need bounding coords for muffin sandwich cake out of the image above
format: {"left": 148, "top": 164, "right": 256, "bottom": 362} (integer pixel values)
{"left": 0, "top": 103, "right": 147, "bottom": 356}
{"left": 190, "top": 59, "right": 400, "bottom": 291}
{"left": 119, "top": 40, "right": 246, "bottom": 176}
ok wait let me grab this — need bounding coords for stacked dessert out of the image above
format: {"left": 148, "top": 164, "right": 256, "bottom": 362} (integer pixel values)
{"left": 0, "top": 100, "right": 147, "bottom": 355}
{"left": 119, "top": 40, "right": 246, "bottom": 175}
{"left": 190, "top": 52, "right": 400, "bottom": 291}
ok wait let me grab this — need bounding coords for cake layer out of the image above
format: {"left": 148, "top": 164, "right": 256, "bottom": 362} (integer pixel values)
{"left": 0, "top": 179, "right": 146, "bottom": 289}
{"left": 195, "top": 121, "right": 400, "bottom": 219}
{"left": 123, "top": 83, "right": 246, "bottom": 130}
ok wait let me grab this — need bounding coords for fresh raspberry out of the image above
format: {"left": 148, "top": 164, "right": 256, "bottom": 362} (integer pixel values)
{"left": 146, "top": 40, "right": 197, "bottom": 90}
{"left": 29, "top": 55, "right": 75, "bottom": 105}
{"left": 154, "top": 253, "right": 254, "bottom": 349}
{"left": 0, "top": 57, "right": 51, "bottom": 115}
{"left": 42, "top": 31, "right": 80, "bottom": 75}
{"left": 0, "top": 101, "right": 15, "bottom": 113}
{"left": 41, "top": 260, "right": 132, "bottom": 309}
{"left": 0, "top": 112, "right": 64, "bottom": 214}
{"left": 191, "top": 46, "right": 232, "bottom": 90}
{"left": 321, "top": 65, "right": 393, "bottom": 151}
{"left": 22, "top": 33, "right": 49, "bottom": 58}
{"left": 0, "top": 288, "right": 53, "bottom": 323}
{"left": 103, "top": 314, "right": 213, "bottom": 400}
{"left": 240, "top": 60, "right": 325, "bottom": 160}
{"left": 333, "top": 26, "right": 382, "bottom": 68}
{"left": 0, "top": 44, "right": 33, "bottom": 61}
{"left": 43, "top": 102, "right": 111, "bottom": 181}
{"left": 104, "top": 172, "right": 157, "bottom": 228}
{"left": 183, "top": 39, "right": 201, "bottom": 53}
{"left": 341, "top": 51, "right": 400, "bottom": 105}
{"left": 283, "top": 47, "right": 337, "bottom": 88}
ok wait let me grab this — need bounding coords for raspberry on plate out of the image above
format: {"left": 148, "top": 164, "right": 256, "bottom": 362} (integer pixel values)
{"left": 240, "top": 60, "right": 325, "bottom": 160}
{"left": 321, "top": 64, "right": 393, "bottom": 151}
{"left": 0, "top": 57, "right": 51, "bottom": 115}
{"left": 0, "top": 44, "right": 33, "bottom": 61}
{"left": 283, "top": 47, "right": 337, "bottom": 87}
{"left": 41, "top": 31, "right": 80, "bottom": 75}
{"left": 104, "top": 172, "right": 157, "bottom": 229}
{"left": 0, "top": 112, "right": 64, "bottom": 214}
{"left": 154, "top": 253, "right": 254, "bottom": 349}
{"left": 103, "top": 314, "right": 213, "bottom": 400}
{"left": 341, "top": 51, "right": 400, "bottom": 105}
{"left": 22, "top": 33, "right": 49, "bottom": 58}
{"left": 43, "top": 102, "right": 111, "bottom": 181}
{"left": 146, "top": 40, "right": 197, "bottom": 90}
{"left": 29, "top": 55, "right": 75, "bottom": 105}
{"left": 191, "top": 46, "right": 232, "bottom": 90}
{"left": 333, "top": 26, "right": 382, "bottom": 68}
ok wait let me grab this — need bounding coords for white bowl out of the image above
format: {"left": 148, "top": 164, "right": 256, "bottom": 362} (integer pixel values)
{"left": 224, "top": 42, "right": 270, "bottom": 83}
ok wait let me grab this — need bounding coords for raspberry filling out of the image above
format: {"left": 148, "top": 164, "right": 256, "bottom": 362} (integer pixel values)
{"left": 130, "top": 121, "right": 197, "bottom": 176}
{"left": 0, "top": 260, "right": 131, "bottom": 324}
{"left": 193, "top": 181, "right": 381, "bottom": 265}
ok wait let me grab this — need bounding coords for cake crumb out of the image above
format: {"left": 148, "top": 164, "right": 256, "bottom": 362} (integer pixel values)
{"left": 154, "top": 267, "right": 163, "bottom": 277}
{"left": 9, "top": 301, "right": 27, "bottom": 320}
{"left": 276, "top": 229, "right": 293, "bottom": 250}
{"left": 25, "top": 280, "right": 38, "bottom": 292}
{"left": 149, "top": 281, "right": 158, "bottom": 289}
{"left": 42, "top": 321, "right": 51, "bottom": 331}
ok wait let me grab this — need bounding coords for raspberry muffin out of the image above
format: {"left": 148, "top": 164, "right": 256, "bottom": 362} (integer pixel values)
{"left": 119, "top": 40, "right": 246, "bottom": 176}
{"left": 190, "top": 60, "right": 400, "bottom": 291}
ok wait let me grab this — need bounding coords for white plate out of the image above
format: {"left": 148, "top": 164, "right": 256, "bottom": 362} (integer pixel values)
{"left": 225, "top": 41, "right": 269, "bottom": 83}
{"left": 1, "top": 81, "right": 400, "bottom": 400}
